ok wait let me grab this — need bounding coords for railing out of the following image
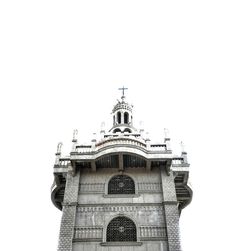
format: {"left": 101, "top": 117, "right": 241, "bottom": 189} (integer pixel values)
{"left": 73, "top": 137, "right": 170, "bottom": 154}
{"left": 149, "top": 144, "right": 167, "bottom": 151}
{"left": 59, "top": 160, "right": 70, "bottom": 166}
{"left": 96, "top": 137, "right": 146, "bottom": 150}
{"left": 79, "top": 183, "right": 104, "bottom": 193}
{"left": 138, "top": 182, "right": 162, "bottom": 192}
{"left": 75, "top": 145, "right": 92, "bottom": 153}
{"left": 74, "top": 227, "right": 103, "bottom": 239}
{"left": 75, "top": 136, "right": 147, "bottom": 154}
{"left": 172, "top": 157, "right": 189, "bottom": 167}
{"left": 172, "top": 159, "right": 183, "bottom": 165}
{"left": 140, "top": 226, "right": 166, "bottom": 238}
{"left": 54, "top": 159, "right": 70, "bottom": 168}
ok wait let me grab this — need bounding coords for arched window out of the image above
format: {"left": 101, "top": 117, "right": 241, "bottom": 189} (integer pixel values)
{"left": 124, "top": 112, "right": 129, "bottom": 124}
{"left": 108, "top": 175, "right": 135, "bottom": 194}
{"left": 107, "top": 216, "right": 137, "bottom": 242}
{"left": 117, "top": 112, "right": 121, "bottom": 124}
{"left": 113, "top": 128, "right": 121, "bottom": 133}
{"left": 123, "top": 128, "right": 132, "bottom": 133}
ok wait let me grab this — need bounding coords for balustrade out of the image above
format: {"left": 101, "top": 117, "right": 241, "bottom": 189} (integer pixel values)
{"left": 74, "top": 227, "right": 103, "bottom": 239}
{"left": 140, "top": 226, "right": 166, "bottom": 238}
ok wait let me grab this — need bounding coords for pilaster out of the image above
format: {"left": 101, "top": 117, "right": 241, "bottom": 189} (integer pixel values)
{"left": 57, "top": 170, "right": 80, "bottom": 251}
{"left": 160, "top": 167, "right": 182, "bottom": 251}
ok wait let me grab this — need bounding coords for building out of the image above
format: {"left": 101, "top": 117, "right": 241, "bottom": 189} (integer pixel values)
{"left": 51, "top": 88, "right": 192, "bottom": 251}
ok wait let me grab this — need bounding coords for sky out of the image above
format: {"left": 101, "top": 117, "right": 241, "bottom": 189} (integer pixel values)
{"left": 0, "top": 1, "right": 250, "bottom": 251}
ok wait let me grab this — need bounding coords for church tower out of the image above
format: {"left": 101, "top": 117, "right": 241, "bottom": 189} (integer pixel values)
{"left": 51, "top": 88, "right": 192, "bottom": 251}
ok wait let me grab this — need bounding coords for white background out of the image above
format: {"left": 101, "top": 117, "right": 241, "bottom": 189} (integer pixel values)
{"left": 0, "top": 1, "right": 250, "bottom": 251}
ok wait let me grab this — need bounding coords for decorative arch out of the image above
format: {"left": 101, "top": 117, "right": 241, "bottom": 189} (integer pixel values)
{"left": 106, "top": 216, "right": 137, "bottom": 242}
{"left": 113, "top": 128, "right": 121, "bottom": 133}
{"left": 123, "top": 128, "right": 132, "bottom": 133}
{"left": 108, "top": 174, "right": 135, "bottom": 194}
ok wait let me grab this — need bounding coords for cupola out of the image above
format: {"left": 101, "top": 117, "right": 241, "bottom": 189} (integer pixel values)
{"left": 109, "top": 87, "right": 135, "bottom": 134}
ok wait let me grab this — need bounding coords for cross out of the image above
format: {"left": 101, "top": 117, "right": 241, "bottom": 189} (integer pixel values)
{"left": 118, "top": 86, "right": 128, "bottom": 97}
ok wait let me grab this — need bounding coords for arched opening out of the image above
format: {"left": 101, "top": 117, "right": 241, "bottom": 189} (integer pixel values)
{"left": 124, "top": 112, "right": 129, "bottom": 124}
{"left": 117, "top": 112, "right": 121, "bottom": 124}
{"left": 107, "top": 216, "right": 137, "bottom": 242}
{"left": 108, "top": 175, "right": 135, "bottom": 194}
{"left": 113, "top": 128, "right": 121, "bottom": 133}
{"left": 123, "top": 128, "right": 132, "bottom": 133}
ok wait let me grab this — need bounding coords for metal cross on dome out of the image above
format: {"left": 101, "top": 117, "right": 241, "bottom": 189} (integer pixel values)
{"left": 118, "top": 86, "right": 128, "bottom": 97}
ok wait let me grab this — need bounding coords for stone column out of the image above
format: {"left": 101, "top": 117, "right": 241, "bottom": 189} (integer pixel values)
{"left": 121, "top": 111, "right": 124, "bottom": 124}
{"left": 57, "top": 170, "right": 80, "bottom": 251}
{"left": 160, "top": 167, "right": 181, "bottom": 251}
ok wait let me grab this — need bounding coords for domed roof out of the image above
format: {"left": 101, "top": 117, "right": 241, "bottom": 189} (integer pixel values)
{"left": 112, "top": 98, "right": 133, "bottom": 113}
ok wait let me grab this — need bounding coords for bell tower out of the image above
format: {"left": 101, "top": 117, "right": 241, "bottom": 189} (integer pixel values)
{"left": 51, "top": 88, "right": 192, "bottom": 251}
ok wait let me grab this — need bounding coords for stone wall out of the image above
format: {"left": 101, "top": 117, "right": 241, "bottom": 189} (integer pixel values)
{"left": 73, "top": 241, "right": 169, "bottom": 251}
{"left": 73, "top": 168, "right": 169, "bottom": 250}
{"left": 57, "top": 167, "right": 181, "bottom": 251}
{"left": 78, "top": 168, "right": 163, "bottom": 204}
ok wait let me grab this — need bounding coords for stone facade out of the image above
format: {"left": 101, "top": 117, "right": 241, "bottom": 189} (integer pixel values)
{"left": 51, "top": 91, "right": 192, "bottom": 251}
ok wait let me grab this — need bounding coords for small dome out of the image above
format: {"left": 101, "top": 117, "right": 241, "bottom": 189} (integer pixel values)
{"left": 112, "top": 99, "right": 133, "bottom": 113}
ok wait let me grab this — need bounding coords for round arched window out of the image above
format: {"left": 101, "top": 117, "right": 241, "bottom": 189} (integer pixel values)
{"left": 107, "top": 216, "right": 137, "bottom": 242}
{"left": 108, "top": 175, "right": 135, "bottom": 194}
{"left": 124, "top": 112, "right": 129, "bottom": 124}
{"left": 117, "top": 112, "right": 121, "bottom": 124}
{"left": 123, "top": 128, "right": 132, "bottom": 133}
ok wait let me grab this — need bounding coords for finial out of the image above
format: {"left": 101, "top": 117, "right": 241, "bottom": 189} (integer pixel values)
{"left": 145, "top": 132, "right": 151, "bottom": 149}
{"left": 92, "top": 133, "right": 97, "bottom": 142}
{"left": 180, "top": 141, "right": 188, "bottom": 163}
{"left": 139, "top": 121, "right": 144, "bottom": 133}
{"left": 57, "top": 142, "right": 63, "bottom": 154}
{"left": 180, "top": 141, "right": 186, "bottom": 153}
{"left": 73, "top": 129, "right": 78, "bottom": 141}
{"left": 164, "top": 128, "right": 169, "bottom": 138}
{"left": 118, "top": 86, "right": 128, "bottom": 101}
{"left": 100, "top": 122, "right": 105, "bottom": 134}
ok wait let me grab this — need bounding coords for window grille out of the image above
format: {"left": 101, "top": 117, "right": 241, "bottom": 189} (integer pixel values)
{"left": 107, "top": 217, "right": 137, "bottom": 242}
{"left": 108, "top": 175, "right": 135, "bottom": 194}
